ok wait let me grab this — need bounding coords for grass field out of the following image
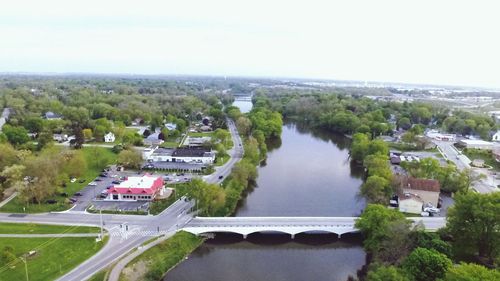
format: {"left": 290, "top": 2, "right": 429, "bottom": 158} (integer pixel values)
{"left": 0, "top": 147, "right": 117, "bottom": 213}
{"left": 0, "top": 236, "right": 107, "bottom": 281}
{"left": 120, "top": 231, "right": 202, "bottom": 281}
{"left": 0, "top": 223, "right": 100, "bottom": 234}
{"left": 463, "top": 148, "right": 500, "bottom": 170}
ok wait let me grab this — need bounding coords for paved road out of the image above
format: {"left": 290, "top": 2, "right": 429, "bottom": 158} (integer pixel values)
{"left": 434, "top": 140, "right": 498, "bottom": 193}
{"left": 0, "top": 198, "right": 194, "bottom": 281}
{"left": 203, "top": 118, "right": 244, "bottom": 184}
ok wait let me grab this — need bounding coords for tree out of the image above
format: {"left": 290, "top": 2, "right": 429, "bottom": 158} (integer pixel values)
{"left": 82, "top": 128, "right": 93, "bottom": 140}
{"left": 368, "top": 139, "right": 389, "bottom": 156}
{"left": 397, "top": 117, "right": 412, "bottom": 130}
{"left": 236, "top": 116, "right": 252, "bottom": 136}
{"left": 364, "top": 154, "right": 392, "bottom": 181}
{"left": 444, "top": 263, "right": 500, "bottom": 281}
{"left": 36, "top": 130, "right": 53, "bottom": 150}
{"left": 62, "top": 150, "right": 87, "bottom": 178}
{"left": 351, "top": 133, "right": 370, "bottom": 162}
{"left": 367, "top": 266, "right": 409, "bottom": 281}
{"left": 361, "top": 175, "right": 391, "bottom": 204}
{"left": 24, "top": 117, "right": 44, "bottom": 133}
{"left": 446, "top": 192, "right": 500, "bottom": 264}
{"left": 355, "top": 204, "right": 409, "bottom": 253}
{"left": 2, "top": 125, "right": 29, "bottom": 146}
{"left": 117, "top": 149, "right": 143, "bottom": 169}
{"left": 403, "top": 248, "right": 451, "bottom": 281}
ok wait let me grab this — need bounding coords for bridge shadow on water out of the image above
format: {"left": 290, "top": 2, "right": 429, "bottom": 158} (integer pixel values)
{"left": 204, "top": 232, "right": 363, "bottom": 248}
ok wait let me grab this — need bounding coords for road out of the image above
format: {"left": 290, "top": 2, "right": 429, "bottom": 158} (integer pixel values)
{"left": 434, "top": 140, "right": 498, "bottom": 193}
{"left": 203, "top": 118, "right": 244, "bottom": 184}
{"left": 0, "top": 198, "right": 194, "bottom": 281}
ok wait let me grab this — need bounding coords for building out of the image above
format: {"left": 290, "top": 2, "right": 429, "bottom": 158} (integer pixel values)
{"left": 105, "top": 174, "right": 165, "bottom": 201}
{"left": 492, "top": 131, "right": 500, "bottom": 142}
{"left": 44, "top": 111, "right": 62, "bottom": 120}
{"left": 144, "top": 132, "right": 164, "bottom": 146}
{"left": 183, "top": 136, "right": 211, "bottom": 147}
{"left": 146, "top": 147, "right": 215, "bottom": 164}
{"left": 53, "top": 134, "right": 68, "bottom": 142}
{"left": 425, "top": 129, "right": 456, "bottom": 141}
{"left": 104, "top": 132, "right": 115, "bottom": 143}
{"left": 165, "top": 123, "right": 177, "bottom": 131}
{"left": 457, "top": 139, "right": 494, "bottom": 150}
{"left": 398, "top": 193, "right": 424, "bottom": 214}
{"left": 471, "top": 159, "right": 485, "bottom": 168}
{"left": 397, "top": 176, "right": 441, "bottom": 208}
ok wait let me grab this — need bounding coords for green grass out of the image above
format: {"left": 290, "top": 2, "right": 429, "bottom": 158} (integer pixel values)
{"left": 188, "top": 132, "right": 214, "bottom": 138}
{"left": 0, "top": 236, "right": 107, "bottom": 281}
{"left": 214, "top": 154, "right": 230, "bottom": 166}
{"left": 0, "top": 223, "right": 99, "bottom": 234}
{"left": 462, "top": 148, "right": 500, "bottom": 170}
{"left": 120, "top": 231, "right": 203, "bottom": 281}
{"left": 0, "top": 147, "right": 117, "bottom": 213}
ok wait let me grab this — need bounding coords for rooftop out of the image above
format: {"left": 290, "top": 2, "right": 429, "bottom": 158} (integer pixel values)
{"left": 172, "top": 147, "right": 213, "bottom": 157}
{"left": 459, "top": 139, "right": 492, "bottom": 145}
{"left": 397, "top": 175, "right": 440, "bottom": 193}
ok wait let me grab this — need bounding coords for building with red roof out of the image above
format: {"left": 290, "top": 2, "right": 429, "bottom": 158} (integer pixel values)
{"left": 105, "top": 174, "right": 164, "bottom": 201}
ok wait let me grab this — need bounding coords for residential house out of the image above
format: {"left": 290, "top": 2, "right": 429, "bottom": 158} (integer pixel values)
{"left": 492, "top": 130, "right": 500, "bottom": 142}
{"left": 165, "top": 123, "right": 177, "bottom": 131}
{"left": 44, "top": 111, "right": 62, "bottom": 120}
{"left": 104, "top": 132, "right": 115, "bottom": 143}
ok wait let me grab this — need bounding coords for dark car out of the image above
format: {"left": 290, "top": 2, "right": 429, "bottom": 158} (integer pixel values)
{"left": 112, "top": 180, "right": 121, "bottom": 184}
{"left": 69, "top": 198, "right": 77, "bottom": 203}
{"left": 46, "top": 199, "right": 57, "bottom": 204}
{"left": 218, "top": 175, "right": 224, "bottom": 179}
{"left": 78, "top": 179, "right": 86, "bottom": 183}
{"left": 99, "top": 173, "right": 108, "bottom": 177}
{"left": 94, "top": 178, "right": 102, "bottom": 182}
{"left": 74, "top": 192, "right": 83, "bottom": 196}
{"left": 106, "top": 185, "right": 113, "bottom": 189}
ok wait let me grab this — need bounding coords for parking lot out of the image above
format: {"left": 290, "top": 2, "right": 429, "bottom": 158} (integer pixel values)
{"left": 143, "top": 160, "right": 207, "bottom": 172}
{"left": 71, "top": 166, "right": 197, "bottom": 212}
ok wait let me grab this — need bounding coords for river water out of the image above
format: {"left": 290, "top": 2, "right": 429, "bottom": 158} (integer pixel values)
{"left": 165, "top": 97, "right": 367, "bottom": 281}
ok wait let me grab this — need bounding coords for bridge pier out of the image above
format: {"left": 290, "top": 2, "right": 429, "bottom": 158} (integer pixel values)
{"left": 338, "top": 234, "right": 341, "bottom": 239}
{"left": 242, "top": 234, "right": 248, "bottom": 239}
{"left": 291, "top": 234, "right": 295, "bottom": 239}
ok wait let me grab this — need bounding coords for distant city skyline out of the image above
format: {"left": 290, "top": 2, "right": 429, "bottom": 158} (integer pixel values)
{"left": 1, "top": 0, "right": 499, "bottom": 89}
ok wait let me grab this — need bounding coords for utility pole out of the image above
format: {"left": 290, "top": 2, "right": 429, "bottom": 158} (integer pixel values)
{"left": 20, "top": 256, "right": 28, "bottom": 281}
{"left": 99, "top": 209, "right": 104, "bottom": 239}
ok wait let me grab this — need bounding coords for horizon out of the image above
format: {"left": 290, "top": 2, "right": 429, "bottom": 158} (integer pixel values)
{"left": 1, "top": 1, "right": 499, "bottom": 89}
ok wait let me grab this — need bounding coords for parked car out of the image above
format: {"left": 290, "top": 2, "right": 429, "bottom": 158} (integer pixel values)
{"left": 99, "top": 173, "right": 108, "bottom": 177}
{"left": 69, "top": 198, "right": 77, "bottom": 203}
{"left": 112, "top": 180, "right": 121, "bottom": 184}
{"left": 88, "top": 182, "right": 97, "bottom": 186}
{"left": 218, "top": 175, "right": 224, "bottom": 179}
{"left": 70, "top": 178, "right": 77, "bottom": 183}
{"left": 424, "top": 207, "right": 440, "bottom": 213}
{"left": 74, "top": 192, "right": 83, "bottom": 196}
{"left": 94, "top": 178, "right": 102, "bottom": 182}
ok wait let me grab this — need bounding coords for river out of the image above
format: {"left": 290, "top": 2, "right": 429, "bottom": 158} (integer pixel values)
{"left": 165, "top": 97, "right": 367, "bottom": 281}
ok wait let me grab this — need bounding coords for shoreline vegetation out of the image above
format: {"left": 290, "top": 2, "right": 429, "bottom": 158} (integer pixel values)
{"left": 114, "top": 95, "right": 284, "bottom": 281}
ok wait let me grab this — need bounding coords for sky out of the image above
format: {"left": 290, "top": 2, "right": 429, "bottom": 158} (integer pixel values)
{"left": 0, "top": 0, "right": 499, "bottom": 88}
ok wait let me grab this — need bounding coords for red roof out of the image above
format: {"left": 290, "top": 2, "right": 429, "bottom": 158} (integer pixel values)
{"left": 108, "top": 175, "right": 164, "bottom": 195}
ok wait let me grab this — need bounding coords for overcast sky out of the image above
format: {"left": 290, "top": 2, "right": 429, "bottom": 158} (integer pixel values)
{"left": 1, "top": 1, "right": 499, "bottom": 88}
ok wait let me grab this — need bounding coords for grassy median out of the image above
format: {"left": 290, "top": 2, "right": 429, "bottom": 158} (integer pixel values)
{"left": 0, "top": 236, "right": 107, "bottom": 281}
{"left": 119, "top": 231, "right": 203, "bottom": 281}
{"left": 0, "top": 222, "right": 100, "bottom": 234}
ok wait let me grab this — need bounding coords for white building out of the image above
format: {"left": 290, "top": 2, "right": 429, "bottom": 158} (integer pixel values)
{"left": 104, "top": 132, "right": 115, "bottom": 143}
{"left": 492, "top": 131, "right": 500, "bottom": 142}
{"left": 147, "top": 147, "right": 215, "bottom": 164}
{"left": 425, "top": 129, "right": 455, "bottom": 141}
{"left": 458, "top": 139, "right": 494, "bottom": 150}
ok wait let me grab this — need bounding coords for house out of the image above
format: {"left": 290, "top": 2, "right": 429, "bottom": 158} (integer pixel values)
{"left": 104, "top": 132, "right": 115, "bottom": 143}
{"left": 457, "top": 139, "right": 494, "bottom": 150}
{"left": 165, "top": 123, "right": 177, "bottom": 131}
{"left": 144, "top": 132, "right": 164, "bottom": 146}
{"left": 200, "top": 125, "right": 212, "bottom": 132}
{"left": 396, "top": 176, "right": 441, "bottom": 208}
{"left": 44, "top": 111, "right": 62, "bottom": 120}
{"left": 398, "top": 193, "right": 424, "bottom": 214}
{"left": 53, "top": 134, "right": 68, "bottom": 142}
{"left": 471, "top": 159, "right": 485, "bottom": 168}
{"left": 105, "top": 174, "right": 165, "bottom": 201}
{"left": 492, "top": 131, "right": 500, "bottom": 142}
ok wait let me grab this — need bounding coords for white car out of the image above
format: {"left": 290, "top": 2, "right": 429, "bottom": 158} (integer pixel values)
{"left": 70, "top": 178, "right": 77, "bottom": 183}
{"left": 424, "top": 207, "right": 440, "bottom": 213}
{"left": 88, "top": 182, "right": 97, "bottom": 186}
